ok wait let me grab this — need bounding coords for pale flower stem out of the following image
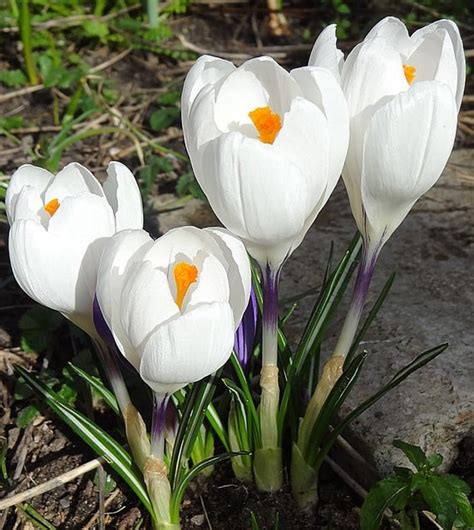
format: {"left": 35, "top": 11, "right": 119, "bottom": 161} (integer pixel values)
{"left": 151, "top": 393, "right": 170, "bottom": 461}
{"left": 332, "top": 239, "right": 380, "bottom": 359}
{"left": 92, "top": 337, "right": 131, "bottom": 416}
{"left": 260, "top": 264, "right": 280, "bottom": 447}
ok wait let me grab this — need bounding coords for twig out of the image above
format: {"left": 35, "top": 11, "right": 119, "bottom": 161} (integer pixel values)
{"left": 176, "top": 34, "right": 302, "bottom": 61}
{"left": 83, "top": 489, "right": 121, "bottom": 530}
{"left": 0, "top": 457, "right": 104, "bottom": 510}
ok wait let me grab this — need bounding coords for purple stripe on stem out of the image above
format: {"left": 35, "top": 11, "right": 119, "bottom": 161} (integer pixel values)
{"left": 151, "top": 393, "right": 170, "bottom": 460}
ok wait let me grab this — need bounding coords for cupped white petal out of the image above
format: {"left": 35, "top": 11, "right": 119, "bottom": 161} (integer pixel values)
{"left": 214, "top": 67, "right": 269, "bottom": 133}
{"left": 361, "top": 81, "right": 457, "bottom": 243}
{"left": 10, "top": 186, "right": 43, "bottom": 222}
{"left": 44, "top": 162, "right": 104, "bottom": 202}
{"left": 274, "top": 97, "right": 330, "bottom": 216}
{"left": 119, "top": 261, "right": 179, "bottom": 368}
{"left": 241, "top": 57, "right": 302, "bottom": 114}
{"left": 364, "top": 16, "right": 411, "bottom": 53}
{"left": 184, "top": 84, "right": 221, "bottom": 174}
{"left": 410, "top": 19, "right": 465, "bottom": 110}
{"left": 103, "top": 162, "right": 143, "bottom": 231}
{"left": 6, "top": 165, "right": 53, "bottom": 224}
{"left": 47, "top": 193, "right": 116, "bottom": 299}
{"left": 185, "top": 253, "right": 230, "bottom": 312}
{"left": 204, "top": 227, "right": 251, "bottom": 330}
{"left": 407, "top": 28, "right": 457, "bottom": 103}
{"left": 139, "top": 302, "right": 234, "bottom": 394}
{"left": 200, "top": 132, "right": 308, "bottom": 252}
{"left": 143, "top": 225, "right": 224, "bottom": 271}
{"left": 290, "top": 67, "right": 349, "bottom": 202}
{"left": 96, "top": 229, "right": 153, "bottom": 355}
{"left": 342, "top": 37, "right": 408, "bottom": 119}
{"left": 9, "top": 219, "right": 92, "bottom": 332}
{"left": 308, "top": 24, "right": 344, "bottom": 81}
{"left": 181, "top": 55, "right": 235, "bottom": 124}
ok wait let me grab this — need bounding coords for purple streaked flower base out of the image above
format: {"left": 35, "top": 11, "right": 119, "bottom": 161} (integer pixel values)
{"left": 262, "top": 264, "right": 280, "bottom": 332}
{"left": 151, "top": 393, "right": 170, "bottom": 459}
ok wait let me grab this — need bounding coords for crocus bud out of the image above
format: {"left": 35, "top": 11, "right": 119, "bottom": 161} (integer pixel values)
{"left": 95, "top": 226, "right": 251, "bottom": 395}
{"left": 310, "top": 18, "right": 465, "bottom": 247}
{"left": 181, "top": 55, "right": 349, "bottom": 269}
{"left": 6, "top": 162, "right": 143, "bottom": 337}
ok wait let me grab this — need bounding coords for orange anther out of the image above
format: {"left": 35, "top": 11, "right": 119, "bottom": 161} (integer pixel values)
{"left": 173, "top": 262, "right": 198, "bottom": 309}
{"left": 44, "top": 198, "right": 60, "bottom": 216}
{"left": 248, "top": 106, "right": 282, "bottom": 144}
{"left": 403, "top": 64, "right": 416, "bottom": 85}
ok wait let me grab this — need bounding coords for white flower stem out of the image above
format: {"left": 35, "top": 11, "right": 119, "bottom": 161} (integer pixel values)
{"left": 254, "top": 262, "right": 283, "bottom": 492}
{"left": 332, "top": 239, "right": 380, "bottom": 359}
{"left": 151, "top": 392, "right": 170, "bottom": 461}
{"left": 92, "top": 337, "right": 131, "bottom": 416}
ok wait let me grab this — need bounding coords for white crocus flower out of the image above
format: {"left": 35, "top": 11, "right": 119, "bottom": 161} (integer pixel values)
{"left": 310, "top": 16, "right": 464, "bottom": 247}
{"left": 182, "top": 54, "right": 349, "bottom": 492}
{"left": 95, "top": 226, "right": 251, "bottom": 397}
{"left": 181, "top": 55, "right": 349, "bottom": 269}
{"left": 6, "top": 162, "right": 143, "bottom": 337}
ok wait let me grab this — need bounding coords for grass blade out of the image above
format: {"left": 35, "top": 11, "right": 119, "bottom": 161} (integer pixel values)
{"left": 311, "top": 343, "right": 448, "bottom": 472}
{"left": 68, "top": 363, "right": 119, "bottom": 415}
{"left": 278, "top": 233, "right": 362, "bottom": 438}
{"left": 14, "top": 365, "right": 154, "bottom": 518}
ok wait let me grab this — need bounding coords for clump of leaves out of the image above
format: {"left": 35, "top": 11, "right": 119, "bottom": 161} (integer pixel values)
{"left": 361, "top": 439, "right": 474, "bottom": 530}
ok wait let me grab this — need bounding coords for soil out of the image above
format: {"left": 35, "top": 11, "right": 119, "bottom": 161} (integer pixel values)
{"left": 1, "top": 1, "right": 473, "bottom": 529}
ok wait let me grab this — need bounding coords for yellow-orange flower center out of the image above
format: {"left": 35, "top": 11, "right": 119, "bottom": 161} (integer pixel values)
{"left": 44, "top": 198, "right": 60, "bottom": 216}
{"left": 403, "top": 64, "right": 416, "bottom": 85}
{"left": 173, "top": 262, "right": 198, "bottom": 309}
{"left": 248, "top": 106, "right": 282, "bottom": 144}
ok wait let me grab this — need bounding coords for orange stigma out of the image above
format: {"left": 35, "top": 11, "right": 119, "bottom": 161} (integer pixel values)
{"left": 44, "top": 198, "right": 60, "bottom": 216}
{"left": 248, "top": 106, "right": 282, "bottom": 144}
{"left": 173, "top": 262, "right": 198, "bottom": 309}
{"left": 403, "top": 64, "right": 416, "bottom": 85}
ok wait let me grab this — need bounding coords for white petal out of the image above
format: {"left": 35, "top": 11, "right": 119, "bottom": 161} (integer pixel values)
{"left": 240, "top": 57, "right": 302, "bottom": 114}
{"left": 273, "top": 97, "right": 330, "bottom": 217}
{"left": 204, "top": 227, "right": 251, "bottom": 330}
{"left": 143, "top": 226, "right": 224, "bottom": 271}
{"left": 410, "top": 20, "right": 465, "bottom": 110}
{"left": 119, "top": 261, "right": 179, "bottom": 368}
{"left": 44, "top": 162, "right": 104, "bottom": 203}
{"left": 308, "top": 24, "right": 344, "bottom": 81}
{"left": 181, "top": 55, "right": 235, "bottom": 124}
{"left": 342, "top": 37, "right": 408, "bottom": 119}
{"left": 185, "top": 253, "right": 230, "bottom": 311}
{"left": 361, "top": 81, "right": 457, "bottom": 242}
{"left": 184, "top": 84, "right": 221, "bottom": 175}
{"left": 407, "top": 29, "right": 456, "bottom": 95}
{"left": 139, "top": 302, "right": 234, "bottom": 394}
{"left": 364, "top": 17, "right": 411, "bottom": 53}
{"left": 342, "top": 38, "right": 408, "bottom": 233}
{"left": 47, "top": 193, "right": 116, "bottom": 298}
{"left": 9, "top": 186, "right": 43, "bottom": 222}
{"left": 103, "top": 162, "right": 144, "bottom": 231}
{"left": 214, "top": 67, "right": 269, "bottom": 133}
{"left": 9, "top": 219, "right": 93, "bottom": 333}
{"left": 96, "top": 229, "right": 153, "bottom": 357}
{"left": 200, "top": 132, "right": 308, "bottom": 250}
{"left": 290, "top": 66, "right": 349, "bottom": 203}
{"left": 6, "top": 165, "right": 53, "bottom": 224}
